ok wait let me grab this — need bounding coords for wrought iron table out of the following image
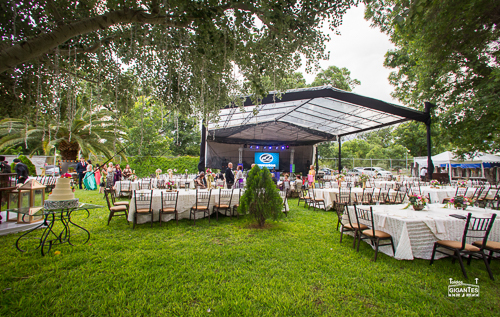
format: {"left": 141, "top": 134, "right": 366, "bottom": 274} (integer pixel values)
{"left": 7, "top": 203, "right": 102, "bottom": 256}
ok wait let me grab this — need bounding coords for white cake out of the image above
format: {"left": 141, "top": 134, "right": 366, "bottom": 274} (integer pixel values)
{"left": 44, "top": 178, "right": 80, "bottom": 209}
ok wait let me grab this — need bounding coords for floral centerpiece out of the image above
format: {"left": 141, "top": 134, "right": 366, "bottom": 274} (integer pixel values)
{"left": 446, "top": 195, "right": 474, "bottom": 210}
{"left": 335, "top": 173, "right": 345, "bottom": 182}
{"left": 457, "top": 180, "right": 467, "bottom": 188}
{"left": 166, "top": 181, "right": 176, "bottom": 191}
{"left": 359, "top": 173, "right": 370, "bottom": 188}
{"left": 430, "top": 179, "right": 440, "bottom": 188}
{"left": 61, "top": 173, "right": 72, "bottom": 178}
{"left": 130, "top": 170, "right": 137, "bottom": 181}
{"left": 403, "top": 194, "right": 429, "bottom": 211}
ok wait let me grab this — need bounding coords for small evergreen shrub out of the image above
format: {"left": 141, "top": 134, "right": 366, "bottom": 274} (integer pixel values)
{"left": 239, "top": 165, "right": 283, "bottom": 227}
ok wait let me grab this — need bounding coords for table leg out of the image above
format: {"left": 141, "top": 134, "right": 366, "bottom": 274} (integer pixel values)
{"left": 66, "top": 208, "right": 91, "bottom": 245}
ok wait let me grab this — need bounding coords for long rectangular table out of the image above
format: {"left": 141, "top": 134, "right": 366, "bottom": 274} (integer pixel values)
{"left": 128, "top": 189, "right": 242, "bottom": 224}
{"left": 345, "top": 204, "right": 499, "bottom": 260}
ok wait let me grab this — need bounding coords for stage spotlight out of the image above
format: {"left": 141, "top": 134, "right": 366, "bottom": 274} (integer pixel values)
{"left": 256, "top": 146, "right": 259, "bottom": 149}
{"left": 286, "top": 145, "right": 289, "bottom": 149}
{"left": 281, "top": 146, "right": 285, "bottom": 150}
{"left": 275, "top": 146, "right": 279, "bottom": 150}
{"left": 249, "top": 145, "right": 253, "bottom": 149}
{"left": 263, "top": 146, "right": 267, "bottom": 150}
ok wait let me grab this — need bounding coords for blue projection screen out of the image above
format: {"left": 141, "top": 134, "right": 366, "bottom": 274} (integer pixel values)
{"left": 254, "top": 152, "right": 279, "bottom": 169}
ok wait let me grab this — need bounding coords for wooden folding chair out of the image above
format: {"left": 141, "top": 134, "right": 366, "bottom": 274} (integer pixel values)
{"left": 160, "top": 191, "right": 179, "bottom": 225}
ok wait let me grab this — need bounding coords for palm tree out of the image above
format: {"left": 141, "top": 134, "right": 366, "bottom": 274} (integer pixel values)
{"left": 0, "top": 107, "right": 127, "bottom": 161}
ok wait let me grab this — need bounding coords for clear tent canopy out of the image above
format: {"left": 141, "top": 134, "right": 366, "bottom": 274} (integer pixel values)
{"left": 207, "top": 86, "right": 430, "bottom": 146}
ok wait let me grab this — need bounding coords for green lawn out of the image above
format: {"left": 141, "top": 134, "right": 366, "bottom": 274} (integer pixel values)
{"left": 1, "top": 189, "right": 499, "bottom": 316}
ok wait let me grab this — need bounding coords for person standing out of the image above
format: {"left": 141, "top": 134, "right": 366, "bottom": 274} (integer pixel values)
{"left": 308, "top": 164, "right": 316, "bottom": 188}
{"left": 12, "top": 158, "right": 29, "bottom": 184}
{"left": 234, "top": 165, "right": 244, "bottom": 188}
{"left": 82, "top": 160, "right": 96, "bottom": 190}
{"left": 114, "top": 164, "right": 122, "bottom": 185}
{"left": 420, "top": 167, "right": 427, "bottom": 182}
{"left": 225, "top": 162, "right": 234, "bottom": 189}
{"left": 123, "top": 164, "right": 133, "bottom": 179}
{"left": 0, "top": 156, "right": 11, "bottom": 173}
{"left": 105, "top": 162, "right": 115, "bottom": 189}
{"left": 76, "top": 158, "right": 87, "bottom": 189}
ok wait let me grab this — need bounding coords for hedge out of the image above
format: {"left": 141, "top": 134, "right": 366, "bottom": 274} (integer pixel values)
{"left": 127, "top": 156, "right": 200, "bottom": 178}
{"left": 10, "top": 155, "right": 37, "bottom": 176}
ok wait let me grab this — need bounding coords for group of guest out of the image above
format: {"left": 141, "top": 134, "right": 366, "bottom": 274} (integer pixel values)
{"left": 74, "top": 158, "right": 133, "bottom": 192}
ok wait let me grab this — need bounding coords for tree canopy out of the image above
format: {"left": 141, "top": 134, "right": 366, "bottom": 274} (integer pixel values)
{"left": 364, "top": 0, "right": 500, "bottom": 156}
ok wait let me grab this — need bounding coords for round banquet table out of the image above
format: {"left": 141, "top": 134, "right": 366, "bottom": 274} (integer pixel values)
{"left": 345, "top": 204, "right": 499, "bottom": 260}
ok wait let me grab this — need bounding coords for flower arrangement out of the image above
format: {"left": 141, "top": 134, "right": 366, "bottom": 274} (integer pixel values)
{"left": 156, "top": 168, "right": 162, "bottom": 174}
{"left": 335, "top": 173, "right": 345, "bottom": 182}
{"left": 446, "top": 195, "right": 474, "bottom": 209}
{"left": 206, "top": 168, "right": 212, "bottom": 174}
{"left": 430, "top": 180, "right": 440, "bottom": 188}
{"left": 61, "top": 173, "right": 72, "bottom": 178}
{"left": 341, "top": 167, "right": 349, "bottom": 175}
{"left": 167, "top": 169, "right": 173, "bottom": 173}
{"left": 359, "top": 173, "right": 370, "bottom": 183}
{"left": 174, "top": 169, "right": 177, "bottom": 172}
{"left": 166, "top": 181, "right": 176, "bottom": 190}
{"left": 403, "top": 194, "right": 429, "bottom": 210}
{"left": 457, "top": 180, "right": 467, "bottom": 188}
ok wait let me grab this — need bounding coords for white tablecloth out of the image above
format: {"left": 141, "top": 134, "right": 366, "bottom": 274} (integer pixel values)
{"left": 128, "top": 189, "right": 242, "bottom": 224}
{"left": 115, "top": 179, "right": 195, "bottom": 195}
{"left": 345, "top": 204, "right": 499, "bottom": 260}
{"left": 314, "top": 188, "right": 364, "bottom": 209}
{"left": 420, "top": 186, "right": 495, "bottom": 204}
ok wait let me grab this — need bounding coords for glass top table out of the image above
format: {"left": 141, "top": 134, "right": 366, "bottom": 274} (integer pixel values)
{"left": 7, "top": 203, "right": 103, "bottom": 256}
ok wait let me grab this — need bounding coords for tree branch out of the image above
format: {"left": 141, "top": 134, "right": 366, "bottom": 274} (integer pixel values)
{"left": 46, "top": 0, "right": 64, "bottom": 26}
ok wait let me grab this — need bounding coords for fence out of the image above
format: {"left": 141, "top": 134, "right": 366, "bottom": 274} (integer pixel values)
{"left": 319, "top": 158, "right": 412, "bottom": 173}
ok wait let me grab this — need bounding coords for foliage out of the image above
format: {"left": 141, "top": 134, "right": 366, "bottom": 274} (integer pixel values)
{"left": 364, "top": 0, "right": 500, "bottom": 155}
{"left": 10, "top": 155, "right": 36, "bottom": 176}
{"left": 310, "top": 65, "right": 361, "bottom": 91}
{"left": 121, "top": 96, "right": 173, "bottom": 157}
{"left": 0, "top": 0, "right": 355, "bottom": 124}
{"left": 1, "top": 189, "right": 500, "bottom": 316}
{"left": 0, "top": 107, "right": 126, "bottom": 161}
{"left": 127, "top": 156, "right": 199, "bottom": 178}
{"left": 403, "top": 194, "right": 429, "bottom": 209}
{"left": 239, "top": 165, "right": 283, "bottom": 227}
{"left": 391, "top": 121, "right": 450, "bottom": 157}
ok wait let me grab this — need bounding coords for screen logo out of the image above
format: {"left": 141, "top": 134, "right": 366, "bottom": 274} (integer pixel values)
{"left": 259, "top": 154, "right": 274, "bottom": 163}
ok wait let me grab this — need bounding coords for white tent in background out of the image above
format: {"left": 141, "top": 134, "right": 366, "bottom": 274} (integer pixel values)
{"left": 414, "top": 151, "right": 500, "bottom": 182}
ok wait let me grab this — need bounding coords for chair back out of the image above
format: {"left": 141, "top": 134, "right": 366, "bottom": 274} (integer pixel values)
{"left": 455, "top": 187, "right": 468, "bottom": 197}
{"left": 477, "top": 187, "right": 490, "bottom": 200}
{"left": 470, "top": 187, "right": 482, "bottom": 201}
{"left": 359, "top": 188, "right": 374, "bottom": 204}
{"left": 161, "top": 191, "right": 179, "bottom": 210}
{"left": 195, "top": 189, "right": 212, "bottom": 209}
{"left": 354, "top": 205, "right": 375, "bottom": 235}
{"left": 338, "top": 187, "right": 351, "bottom": 205}
{"left": 134, "top": 190, "right": 153, "bottom": 211}
{"left": 104, "top": 189, "right": 114, "bottom": 209}
{"left": 461, "top": 213, "right": 497, "bottom": 251}
{"left": 157, "top": 179, "right": 165, "bottom": 189}
{"left": 334, "top": 203, "right": 346, "bottom": 225}
{"left": 139, "top": 180, "right": 151, "bottom": 190}
{"left": 410, "top": 186, "right": 421, "bottom": 196}
{"left": 218, "top": 189, "right": 233, "bottom": 206}
{"left": 279, "top": 190, "right": 288, "bottom": 213}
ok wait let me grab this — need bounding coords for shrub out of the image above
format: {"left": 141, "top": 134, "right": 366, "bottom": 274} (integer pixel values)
{"left": 10, "top": 155, "right": 37, "bottom": 176}
{"left": 127, "top": 156, "right": 200, "bottom": 178}
{"left": 238, "top": 165, "right": 284, "bottom": 227}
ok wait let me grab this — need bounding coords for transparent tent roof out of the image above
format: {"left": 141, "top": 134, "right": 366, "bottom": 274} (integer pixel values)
{"left": 207, "top": 86, "right": 429, "bottom": 146}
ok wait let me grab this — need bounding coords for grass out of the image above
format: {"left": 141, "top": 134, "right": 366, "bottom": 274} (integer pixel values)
{"left": 1, "top": 189, "right": 499, "bottom": 316}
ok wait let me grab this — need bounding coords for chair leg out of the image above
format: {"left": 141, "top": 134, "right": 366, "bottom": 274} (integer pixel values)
{"left": 456, "top": 250, "right": 468, "bottom": 279}
{"left": 339, "top": 228, "right": 343, "bottom": 243}
{"left": 352, "top": 230, "right": 357, "bottom": 249}
{"left": 133, "top": 214, "right": 136, "bottom": 229}
{"left": 430, "top": 244, "right": 437, "bottom": 265}
{"left": 107, "top": 211, "right": 113, "bottom": 225}
{"left": 159, "top": 212, "right": 162, "bottom": 226}
{"left": 480, "top": 251, "right": 495, "bottom": 280}
{"left": 467, "top": 254, "right": 473, "bottom": 266}
{"left": 390, "top": 238, "right": 395, "bottom": 256}
{"left": 356, "top": 232, "right": 362, "bottom": 252}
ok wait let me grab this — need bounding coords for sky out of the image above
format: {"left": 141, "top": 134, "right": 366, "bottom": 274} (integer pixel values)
{"left": 298, "top": 4, "right": 397, "bottom": 104}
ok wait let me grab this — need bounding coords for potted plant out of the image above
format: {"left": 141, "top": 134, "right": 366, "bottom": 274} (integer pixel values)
{"left": 404, "top": 194, "right": 429, "bottom": 211}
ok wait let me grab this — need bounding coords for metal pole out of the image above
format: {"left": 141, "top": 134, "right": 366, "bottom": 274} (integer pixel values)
{"left": 425, "top": 102, "right": 434, "bottom": 180}
{"left": 338, "top": 137, "right": 342, "bottom": 173}
{"left": 315, "top": 145, "right": 319, "bottom": 174}
{"left": 198, "top": 122, "right": 206, "bottom": 172}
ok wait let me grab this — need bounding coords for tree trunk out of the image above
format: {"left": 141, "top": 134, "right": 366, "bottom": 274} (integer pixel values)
{"left": 58, "top": 140, "right": 80, "bottom": 161}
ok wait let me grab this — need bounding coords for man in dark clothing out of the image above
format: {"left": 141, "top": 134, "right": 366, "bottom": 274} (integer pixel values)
{"left": 75, "top": 158, "right": 87, "bottom": 189}
{"left": 13, "top": 158, "right": 28, "bottom": 184}
{"left": 0, "top": 156, "right": 11, "bottom": 173}
{"left": 225, "top": 162, "right": 234, "bottom": 189}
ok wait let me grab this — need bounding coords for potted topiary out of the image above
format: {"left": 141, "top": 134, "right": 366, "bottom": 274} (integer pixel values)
{"left": 238, "top": 165, "right": 284, "bottom": 228}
